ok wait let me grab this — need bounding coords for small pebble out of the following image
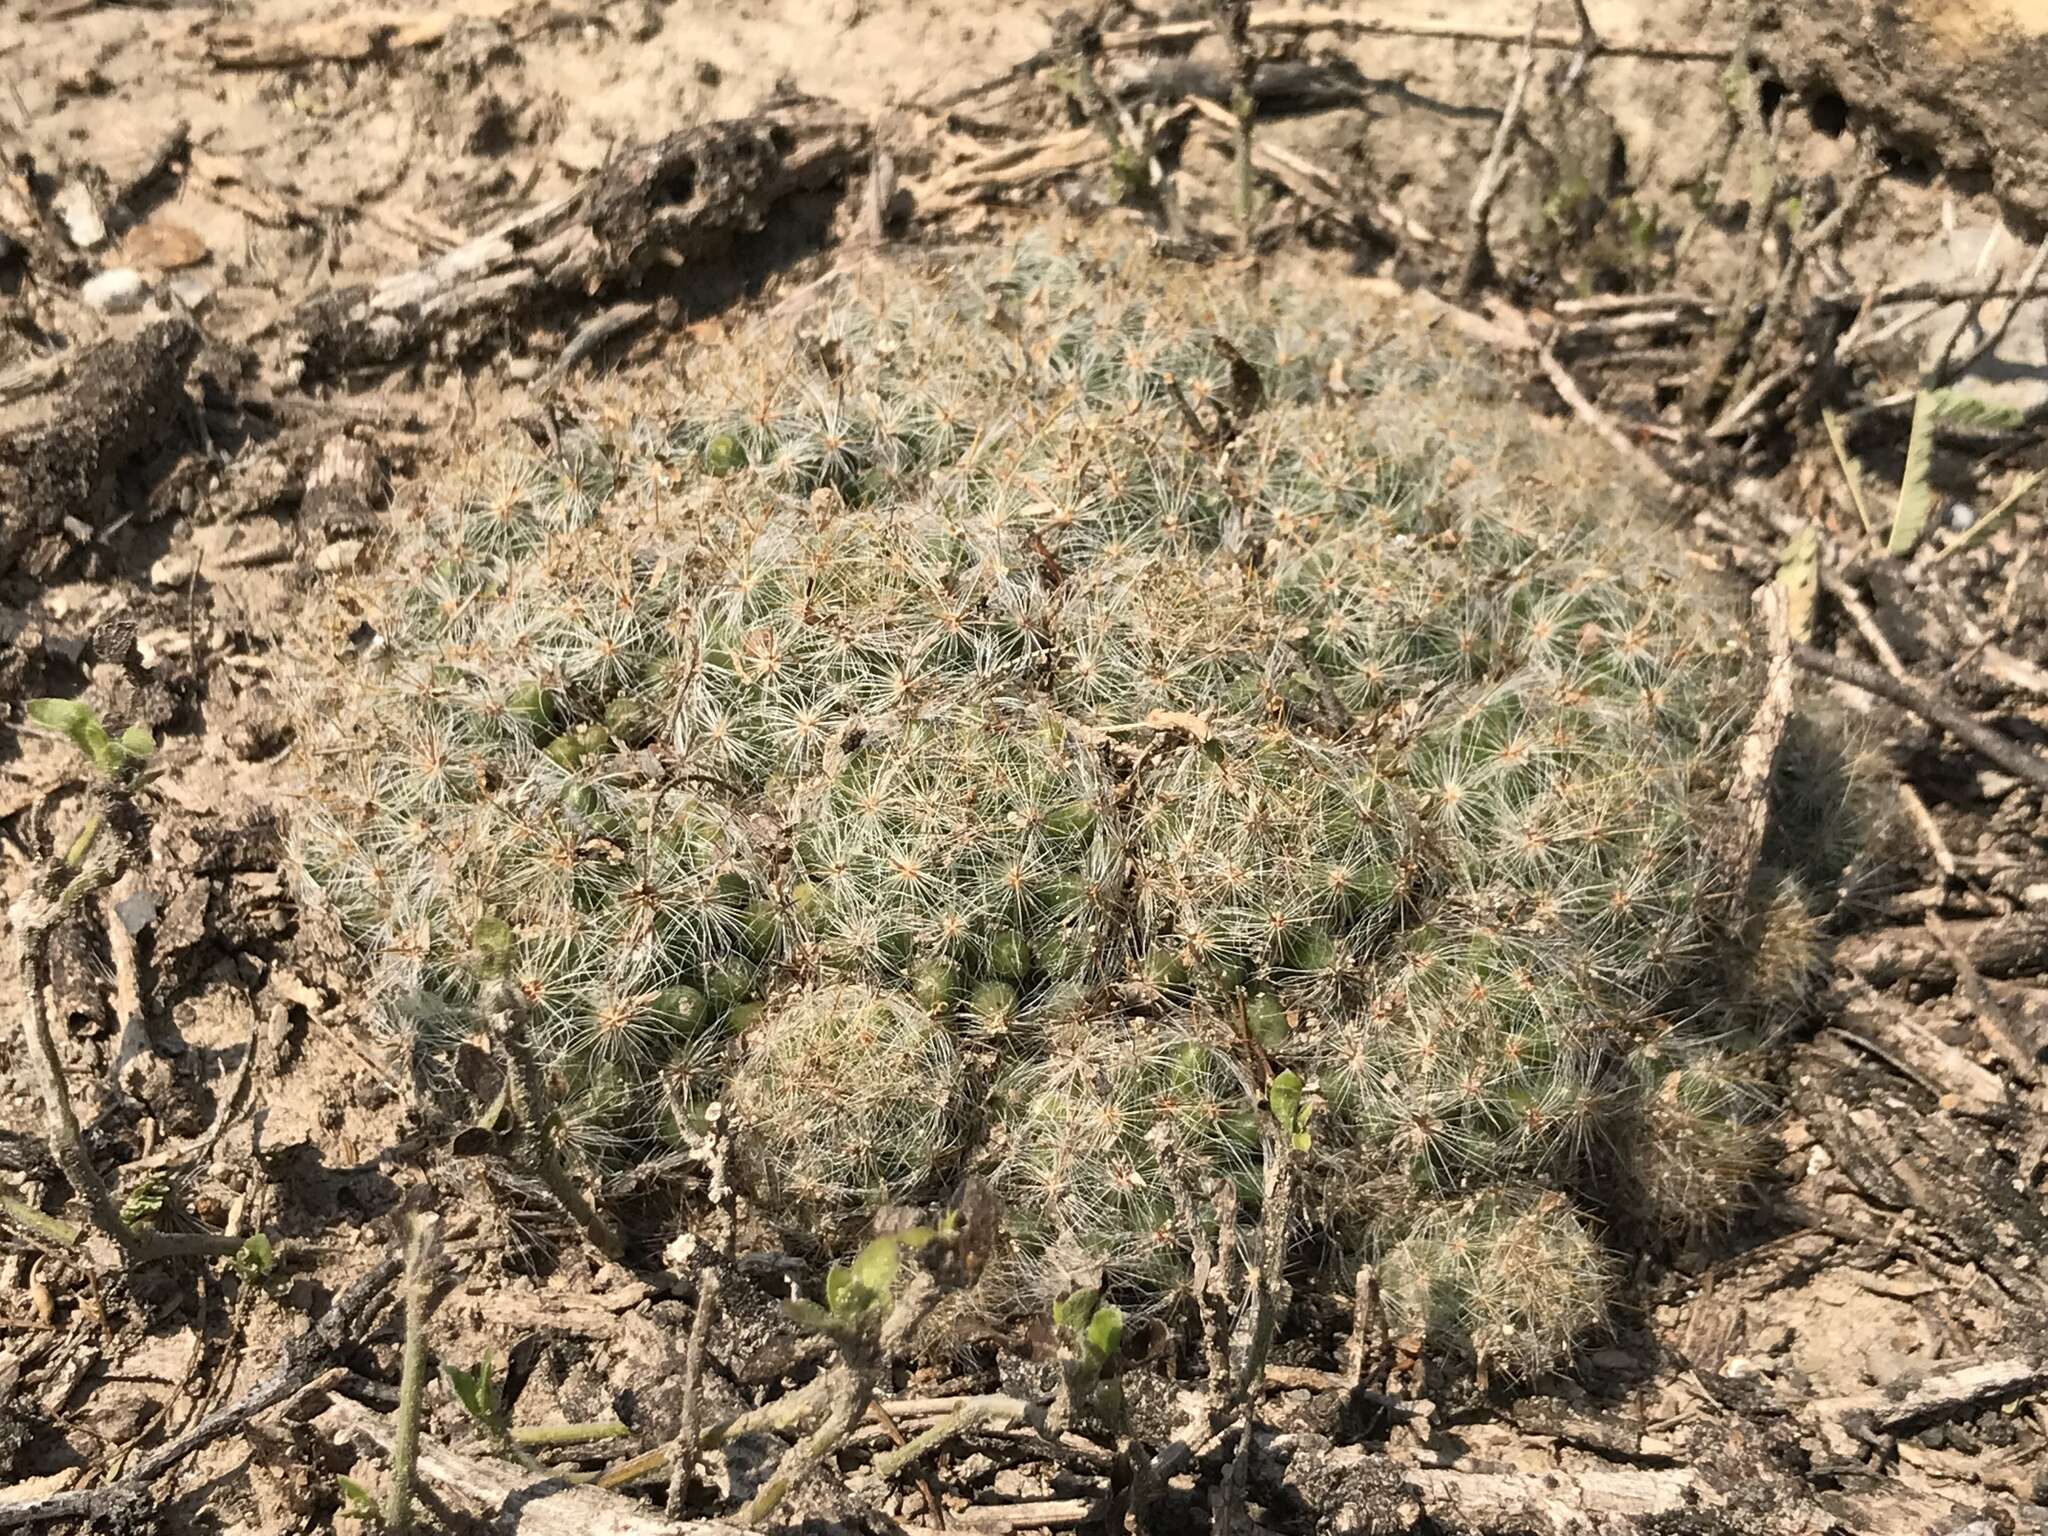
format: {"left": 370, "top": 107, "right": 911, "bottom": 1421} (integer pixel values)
{"left": 82, "top": 267, "right": 147, "bottom": 312}
{"left": 53, "top": 181, "right": 106, "bottom": 248}
{"left": 315, "top": 538, "right": 366, "bottom": 573}
{"left": 149, "top": 549, "right": 198, "bottom": 588}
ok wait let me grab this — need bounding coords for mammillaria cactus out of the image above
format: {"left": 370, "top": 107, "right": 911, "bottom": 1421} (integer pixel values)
{"left": 296, "top": 236, "right": 1831, "bottom": 1372}
{"left": 728, "top": 983, "right": 969, "bottom": 1219}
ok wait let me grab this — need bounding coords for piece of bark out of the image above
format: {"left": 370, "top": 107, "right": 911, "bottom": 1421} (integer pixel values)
{"left": 1727, "top": 581, "right": 1795, "bottom": 901}
{"left": 301, "top": 434, "right": 388, "bottom": 535}
{"left": 1282, "top": 1445, "right": 1715, "bottom": 1535}
{"left": 313, "top": 1396, "right": 743, "bottom": 1536}
{"left": 1816, "top": 1357, "right": 2048, "bottom": 1435}
{"left": 0, "top": 1256, "right": 400, "bottom": 1530}
{"left": 1838, "top": 913, "right": 2048, "bottom": 992}
{"left": 0, "top": 318, "right": 200, "bottom": 578}
{"left": 290, "top": 114, "right": 863, "bottom": 380}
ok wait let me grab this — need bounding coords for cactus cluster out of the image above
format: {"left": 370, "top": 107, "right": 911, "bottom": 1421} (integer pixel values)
{"left": 297, "top": 237, "right": 1813, "bottom": 1373}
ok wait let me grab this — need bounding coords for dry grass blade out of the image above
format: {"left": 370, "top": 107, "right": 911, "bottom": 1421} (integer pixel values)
{"left": 1888, "top": 389, "right": 1941, "bottom": 557}
{"left": 1932, "top": 470, "right": 2043, "bottom": 564}
{"left": 1823, "top": 409, "right": 1876, "bottom": 540}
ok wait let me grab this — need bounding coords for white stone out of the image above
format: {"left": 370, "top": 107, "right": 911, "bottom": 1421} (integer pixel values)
{"left": 53, "top": 181, "right": 106, "bottom": 248}
{"left": 314, "top": 539, "right": 365, "bottom": 573}
{"left": 114, "top": 890, "right": 158, "bottom": 935}
{"left": 149, "top": 550, "right": 198, "bottom": 589}
{"left": 81, "top": 268, "right": 147, "bottom": 313}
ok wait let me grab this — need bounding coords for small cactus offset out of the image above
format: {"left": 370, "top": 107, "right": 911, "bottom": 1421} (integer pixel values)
{"left": 296, "top": 237, "right": 1841, "bottom": 1373}
{"left": 728, "top": 983, "right": 970, "bottom": 1219}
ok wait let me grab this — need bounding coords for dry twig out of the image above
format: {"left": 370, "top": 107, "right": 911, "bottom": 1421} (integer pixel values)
{"left": 0, "top": 1256, "right": 403, "bottom": 1530}
{"left": 1458, "top": 10, "right": 1541, "bottom": 295}
{"left": 1792, "top": 644, "right": 2048, "bottom": 796}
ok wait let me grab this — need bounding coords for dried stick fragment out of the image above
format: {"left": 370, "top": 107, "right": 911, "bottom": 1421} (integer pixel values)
{"left": 1183, "top": 99, "right": 1433, "bottom": 245}
{"left": 389, "top": 1214, "right": 444, "bottom": 1536}
{"left": 545, "top": 301, "right": 657, "bottom": 389}
{"left": 1684, "top": 9, "right": 1779, "bottom": 419}
{"left": 316, "top": 1395, "right": 738, "bottom": 1536}
{"left": 1458, "top": 10, "right": 1541, "bottom": 295}
{"left": 1926, "top": 914, "right": 2039, "bottom": 1085}
{"left": 1728, "top": 582, "right": 1795, "bottom": 900}
{"left": 512, "top": 1421, "right": 631, "bottom": 1448}
{"left": 871, "top": 1395, "right": 1030, "bottom": 1478}
{"left": 291, "top": 114, "right": 863, "bottom": 379}
{"left": 1838, "top": 913, "right": 2048, "bottom": 991}
{"left": 665, "top": 1269, "right": 720, "bottom": 1517}
{"left": 1791, "top": 644, "right": 2048, "bottom": 796}
{"left": 1209, "top": 0, "right": 1258, "bottom": 239}
{"left": 1894, "top": 781, "right": 1959, "bottom": 880}
{"left": 0, "top": 319, "right": 201, "bottom": 580}
{"left": 0, "top": 1255, "right": 402, "bottom": 1529}
{"left": 1345, "top": 1262, "right": 1385, "bottom": 1389}
{"left": 485, "top": 978, "right": 624, "bottom": 1260}
{"left": 1100, "top": 10, "right": 1729, "bottom": 59}
{"left": 1535, "top": 345, "right": 1680, "bottom": 494}
{"left": 1559, "top": 0, "right": 1599, "bottom": 93}
{"left": 1817, "top": 1357, "right": 2048, "bottom": 1434}
{"left": 11, "top": 880, "right": 241, "bottom": 1267}
{"left": 735, "top": 1388, "right": 865, "bottom": 1528}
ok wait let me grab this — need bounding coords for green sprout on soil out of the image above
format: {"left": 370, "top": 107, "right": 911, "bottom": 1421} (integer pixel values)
{"left": 8, "top": 697, "right": 254, "bottom": 1267}
{"left": 295, "top": 239, "right": 1843, "bottom": 1375}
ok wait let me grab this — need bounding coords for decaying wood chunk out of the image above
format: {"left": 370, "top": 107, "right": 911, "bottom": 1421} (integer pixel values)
{"left": 313, "top": 1396, "right": 745, "bottom": 1536}
{"left": 290, "top": 114, "right": 865, "bottom": 380}
{"left": 0, "top": 318, "right": 200, "bottom": 580}
{"left": 1839, "top": 913, "right": 2048, "bottom": 992}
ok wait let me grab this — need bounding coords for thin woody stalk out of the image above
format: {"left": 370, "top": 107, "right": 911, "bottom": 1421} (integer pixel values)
{"left": 387, "top": 1213, "right": 443, "bottom": 1536}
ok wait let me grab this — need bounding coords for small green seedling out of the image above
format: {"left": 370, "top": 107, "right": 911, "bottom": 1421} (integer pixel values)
{"left": 1050, "top": 1286, "right": 1127, "bottom": 1425}
{"left": 445, "top": 1354, "right": 506, "bottom": 1435}
{"left": 334, "top": 1475, "right": 381, "bottom": 1523}
{"left": 1268, "top": 1070, "right": 1315, "bottom": 1152}
{"left": 26, "top": 698, "right": 155, "bottom": 784}
{"left": 786, "top": 1226, "right": 940, "bottom": 1338}
{"left": 119, "top": 1170, "right": 172, "bottom": 1230}
{"left": 1052, "top": 1286, "right": 1125, "bottom": 1375}
{"left": 227, "top": 1232, "right": 277, "bottom": 1286}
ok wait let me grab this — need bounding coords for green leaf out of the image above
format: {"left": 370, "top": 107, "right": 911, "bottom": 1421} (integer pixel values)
{"left": 823, "top": 1265, "right": 855, "bottom": 1317}
{"left": 334, "top": 1474, "right": 380, "bottom": 1520}
{"left": 1889, "top": 390, "right": 1941, "bottom": 558}
{"left": 1925, "top": 389, "right": 2025, "bottom": 432}
{"left": 1052, "top": 1287, "right": 1100, "bottom": 1339}
{"left": 1268, "top": 1070, "right": 1313, "bottom": 1152}
{"left": 120, "top": 1170, "right": 172, "bottom": 1228}
{"left": 229, "top": 1231, "right": 276, "bottom": 1281}
{"left": 850, "top": 1234, "right": 902, "bottom": 1298}
{"left": 26, "top": 697, "right": 95, "bottom": 736}
{"left": 27, "top": 697, "right": 117, "bottom": 776}
{"left": 445, "top": 1355, "right": 497, "bottom": 1426}
{"left": 1084, "top": 1303, "right": 1124, "bottom": 1368}
{"left": 116, "top": 724, "right": 155, "bottom": 764}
